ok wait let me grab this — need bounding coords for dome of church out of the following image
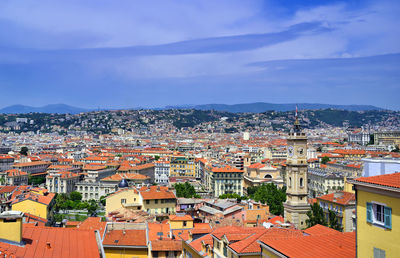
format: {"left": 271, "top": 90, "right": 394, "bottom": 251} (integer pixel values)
{"left": 118, "top": 178, "right": 129, "bottom": 188}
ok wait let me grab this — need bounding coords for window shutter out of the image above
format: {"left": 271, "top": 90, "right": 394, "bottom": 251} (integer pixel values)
{"left": 367, "top": 202, "right": 372, "bottom": 223}
{"left": 384, "top": 207, "right": 392, "bottom": 229}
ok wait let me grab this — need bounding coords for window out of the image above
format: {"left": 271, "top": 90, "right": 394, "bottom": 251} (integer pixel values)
{"left": 183, "top": 221, "right": 187, "bottom": 227}
{"left": 155, "top": 200, "right": 158, "bottom": 204}
{"left": 300, "top": 178, "right": 304, "bottom": 188}
{"left": 373, "top": 247, "right": 386, "bottom": 258}
{"left": 146, "top": 200, "right": 150, "bottom": 204}
{"left": 121, "top": 198, "right": 126, "bottom": 204}
{"left": 289, "top": 177, "right": 292, "bottom": 188}
{"left": 367, "top": 202, "right": 392, "bottom": 229}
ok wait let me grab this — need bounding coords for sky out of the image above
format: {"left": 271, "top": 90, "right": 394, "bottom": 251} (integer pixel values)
{"left": 0, "top": 0, "right": 399, "bottom": 110}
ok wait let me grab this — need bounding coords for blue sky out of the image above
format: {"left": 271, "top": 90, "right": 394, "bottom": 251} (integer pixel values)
{"left": 0, "top": 0, "right": 399, "bottom": 110}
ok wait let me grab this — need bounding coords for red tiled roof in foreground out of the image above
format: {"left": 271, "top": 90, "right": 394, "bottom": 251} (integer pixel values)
{"left": 0, "top": 225, "right": 100, "bottom": 258}
{"left": 259, "top": 231, "right": 355, "bottom": 258}
{"left": 303, "top": 224, "right": 341, "bottom": 236}
{"left": 352, "top": 172, "right": 400, "bottom": 189}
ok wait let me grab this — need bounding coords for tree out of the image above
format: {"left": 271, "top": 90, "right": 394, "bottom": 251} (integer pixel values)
{"left": 70, "top": 191, "right": 82, "bottom": 202}
{"left": 174, "top": 182, "right": 198, "bottom": 198}
{"left": 54, "top": 193, "right": 69, "bottom": 212}
{"left": 392, "top": 145, "right": 400, "bottom": 153}
{"left": 28, "top": 175, "right": 45, "bottom": 185}
{"left": 154, "top": 155, "right": 160, "bottom": 161}
{"left": 20, "top": 146, "right": 29, "bottom": 156}
{"left": 321, "top": 156, "right": 330, "bottom": 164}
{"left": 328, "top": 210, "right": 343, "bottom": 231}
{"left": 86, "top": 199, "right": 99, "bottom": 216}
{"left": 252, "top": 183, "right": 286, "bottom": 215}
{"left": 306, "top": 203, "right": 328, "bottom": 228}
{"left": 99, "top": 195, "right": 107, "bottom": 206}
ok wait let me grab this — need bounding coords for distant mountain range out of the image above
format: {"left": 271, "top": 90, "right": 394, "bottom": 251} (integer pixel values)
{"left": 166, "top": 102, "right": 385, "bottom": 113}
{"left": 0, "top": 104, "right": 90, "bottom": 114}
{"left": 0, "top": 102, "right": 385, "bottom": 114}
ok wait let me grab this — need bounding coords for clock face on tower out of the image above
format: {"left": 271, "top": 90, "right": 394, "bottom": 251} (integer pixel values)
{"left": 288, "top": 146, "right": 294, "bottom": 157}
{"left": 298, "top": 147, "right": 304, "bottom": 156}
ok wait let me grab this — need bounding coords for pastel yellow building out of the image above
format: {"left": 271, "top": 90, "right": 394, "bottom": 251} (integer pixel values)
{"left": 317, "top": 191, "right": 356, "bottom": 232}
{"left": 169, "top": 214, "right": 193, "bottom": 229}
{"left": 11, "top": 192, "right": 55, "bottom": 220}
{"left": 351, "top": 172, "right": 400, "bottom": 258}
{"left": 0, "top": 211, "right": 23, "bottom": 244}
{"left": 105, "top": 188, "right": 141, "bottom": 215}
{"left": 170, "top": 155, "right": 195, "bottom": 177}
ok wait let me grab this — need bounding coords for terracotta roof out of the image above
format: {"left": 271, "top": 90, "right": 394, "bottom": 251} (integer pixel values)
{"left": 78, "top": 217, "right": 106, "bottom": 236}
{"left": 101, "top": 173, "right": 149, "bottom": 182}
{"left": 12, "top": 192, "right": 55, "bottom": 206}
{"left": 352, "top": 172, "right": 400, "bottom": 189}
{"left": 140, "top": 186, "right": 176, "bottom": 200}
{"left": 0, "top": 226, "right": 101, "bottom": 258}
{"left": 103, "top": 229, "right": 147, "bottom": 247}
{"left": 303, "top": 224, "right": 341, "bottom": 236}
{"left": 266, "top": 216, "right": 284, "bottom": 225}
{"left": 212, "top": 166, "right": 243, "bottom": 173}
{"left": 317, "top": 191, "right": 355, "bottom": 206}
{"left": 0, "top": 185, "right": 17, "bottom": 193}
{"left": 169, "top": 214, "right": 193, "bottom": 221}
{"left": 148, "top": 222, "right": 171, "bottom": 241}
{"left": 13, "top": 161, "right": 51, "bottom": 167}
{"left": 260, "top": 231, "right": 355, "bottom": 258}
{"left": 151, "top": 240, "right": 182, "bottom": 251}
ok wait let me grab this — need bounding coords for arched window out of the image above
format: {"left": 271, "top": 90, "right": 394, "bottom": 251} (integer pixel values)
{"left": 300, "top": 178, "right": 304, "bottom": 187}
{"left": 289, "top": 177, "right": 292, "bottom": 188}
{"left": 264, "top": 174, "right": 272, "bottom": 179}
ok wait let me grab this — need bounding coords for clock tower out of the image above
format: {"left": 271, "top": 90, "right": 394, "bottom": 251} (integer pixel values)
{"left": 283, "top": 107, "right": 310, "bottom": 229}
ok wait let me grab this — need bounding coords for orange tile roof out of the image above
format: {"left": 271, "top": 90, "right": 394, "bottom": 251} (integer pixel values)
{"left": 260, "top": 231, "right": 355, "bottom": 258}
{"left": 212, "top": 166, "right": 243, "bottom": 173}
{"left": 317, "top": 191, "right": 355, "bottom": 206}
{"left": 78, "top": 217, "right": 106, "bottom": 236}
{"left": 148, "top": 222, "right": 171, "bottom": 241}
{"left": 303, "top": 224, "right": 341, "bottom": 236}
{"left": 352, "top": 172, "right": 400, "bottom": 189}
{"left": 13, "top": 161, "right": 51, "bottom": 167}
{"left": 140, "top": 186, "right": 176, "bottom": 200}
{"left": 12, "top": 192, "right": 55, "bottom": 206}
{"left": 5, "top": 169, "right": 28, "bottom": 177}
{"left": 151, "top": 240, "right": 182, "bottom": 251}
{"left": 169, "top": 214, "right": 193, "bottom": 221}
{"left": 101, "top": 173, "right": 149, "bottom": 182}
{"left": 103, "top": 229, "right": 147, "bottom": 247}
{"left": 0, "top": 226, "right": 101, "bottom": 258}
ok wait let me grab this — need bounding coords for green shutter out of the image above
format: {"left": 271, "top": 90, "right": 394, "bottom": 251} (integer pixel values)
{"left": 384, "top": 207, "right": 392, "bottom": 229}
{"left": 367, "top": 202, "right": 373, "bottom": 223}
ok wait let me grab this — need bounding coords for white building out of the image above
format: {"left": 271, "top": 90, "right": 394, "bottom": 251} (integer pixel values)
{"left": 154, "top": 160, "right": 170, "bottom": 185}
{"left": 362, "top": 158, "right": 400, "bottom": 177}
{"left": 46, "top": 171, "right": 80, "bottom": 194}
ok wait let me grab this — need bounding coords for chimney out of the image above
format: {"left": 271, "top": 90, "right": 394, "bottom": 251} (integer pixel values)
{"left": 46, "top": 242, "right": 52, "bottom": 249}
{"left": 0, "top": 211, "right": 24, "bottom": 245}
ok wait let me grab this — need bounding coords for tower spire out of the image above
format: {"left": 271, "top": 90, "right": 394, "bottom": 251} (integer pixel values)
{"left": 294, "top": 104, "right": 301, "bottom": 132}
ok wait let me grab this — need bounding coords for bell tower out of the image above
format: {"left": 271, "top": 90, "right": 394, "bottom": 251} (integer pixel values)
{"left": 283, "top": 106, "right": 310, "bottom": 229}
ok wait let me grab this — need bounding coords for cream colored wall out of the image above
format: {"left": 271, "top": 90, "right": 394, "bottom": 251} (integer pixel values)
{"left": 105, "top": 189, "right": 140, "bottom": 215}
{"left": 142, "top": 199, "right": 176, "bottom": 215}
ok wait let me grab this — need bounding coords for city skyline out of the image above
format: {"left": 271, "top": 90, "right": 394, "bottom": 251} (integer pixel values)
{"left": 1, "top": 0, "right": 399, "bottom": 110}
